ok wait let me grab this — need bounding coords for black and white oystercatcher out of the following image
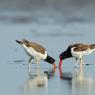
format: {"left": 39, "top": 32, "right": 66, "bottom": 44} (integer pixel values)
{"left": 16, "top": 39, "right": 57, "bottom": 72}
{"left": 59, "top": 43, "right": 95, "bottom": 69}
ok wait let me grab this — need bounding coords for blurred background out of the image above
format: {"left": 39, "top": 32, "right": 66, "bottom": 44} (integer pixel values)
{"left": 0, "top": 0, "right": 95, "bottom": 23}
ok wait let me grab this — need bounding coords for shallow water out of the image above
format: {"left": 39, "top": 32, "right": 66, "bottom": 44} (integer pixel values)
{"left": 0, "top": 6, "right": 95, "bottom": 95}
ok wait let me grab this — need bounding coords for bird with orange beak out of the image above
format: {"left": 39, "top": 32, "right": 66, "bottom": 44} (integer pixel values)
{"left": 59, "top": 43, "right": 95, "bottom": 69}
{"left": 16, "top": 39, "right": 57, "bottom": 72}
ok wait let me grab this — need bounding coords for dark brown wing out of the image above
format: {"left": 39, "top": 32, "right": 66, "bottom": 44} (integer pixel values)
{"left": 69, "top": 43, "right": 90, "bottom": 52}
{"left": 90, "top": 44, "right": 95, "bottom": 49}
{"left": 23, "top": 39, "right": 46, "bottom": 54}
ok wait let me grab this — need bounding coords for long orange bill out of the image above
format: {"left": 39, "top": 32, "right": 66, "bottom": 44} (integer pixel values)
{"left": 53, "top": 63, "right": 57, "bottom": 69}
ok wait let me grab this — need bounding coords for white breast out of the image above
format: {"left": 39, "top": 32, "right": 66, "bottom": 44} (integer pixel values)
{"left": 22, "top": 44, "right": 47, "bottom": 60}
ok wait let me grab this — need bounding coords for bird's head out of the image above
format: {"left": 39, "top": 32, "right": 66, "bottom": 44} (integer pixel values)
{"left": 44, "top": 55, "right": 57, "bottom": 69}
{"left": 59, "top": 51, "right": 72, "bottom": 68}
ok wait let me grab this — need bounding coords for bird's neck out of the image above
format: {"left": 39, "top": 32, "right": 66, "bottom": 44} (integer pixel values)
{"left": 62, "top": 50, "right": 72, "bottom": 60}
{"left": 44, "top": 55, "right": 55, "bottom": 64}
{"left": 66, "top": 51, "right": 72, "bottom": 58}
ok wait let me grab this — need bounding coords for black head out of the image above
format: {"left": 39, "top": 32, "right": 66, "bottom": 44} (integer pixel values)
{"left": 59, "top": 51, "right": 72, "bottom": 68}
{"left": 44, "top": 55, "right": 55, "bottom": 64}
{"left": 59, "top": 45, "right": 72, "bottom": 60}
{"left": 59, "top": 51, "right": 72, "bottom": 60}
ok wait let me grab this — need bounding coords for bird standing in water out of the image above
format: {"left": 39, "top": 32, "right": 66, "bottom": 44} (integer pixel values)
{"left": 16, "top": 39, "right": 57, "bottom": 72}
{"left": 59, "top": 43, "right": 95, "bottom": 70}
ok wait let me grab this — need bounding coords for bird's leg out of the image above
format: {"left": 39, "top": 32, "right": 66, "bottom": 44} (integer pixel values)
{"left": 36, "top": 66, "right": 40, "bottom": 76}
{"left": 74, "top": 58, "right": 79, "bottom": 74}
{"left": 75, "top": 58, "right": 79, "bottom": 68}
{"left": 28, "top": 57, "right": 32, "bottom": 73}
{"left": 36, "top": 59, "right": 39, "bottom": 69}
{"left": 79, "top": 58, "right": 83, "bottom": 72}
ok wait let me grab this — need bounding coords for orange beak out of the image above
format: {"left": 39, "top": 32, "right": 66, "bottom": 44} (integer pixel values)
{"left": 53, "top": 63, "right": 57, "bottom": 69}
{"left": 59, "top": 58, "right": 63, "bottom": 68}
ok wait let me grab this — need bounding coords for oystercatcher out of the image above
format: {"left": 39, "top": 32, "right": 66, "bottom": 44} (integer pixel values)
{"left": 59, "top": 43, "right": 95, "bottom": 69}
{"left": 16, "top": 39, "right": 57, "bottom": 72}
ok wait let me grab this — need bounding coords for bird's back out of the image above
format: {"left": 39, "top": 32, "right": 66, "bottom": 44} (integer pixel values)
{"left": 22, "top": 39, "right": 46, "bottom": 55}
{"left": 69, "top": 43, "right": 90, "bottom": 52}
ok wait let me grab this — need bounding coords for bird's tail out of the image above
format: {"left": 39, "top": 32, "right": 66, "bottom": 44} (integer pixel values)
{"left": 90, "top": 44, "right": 95, "bottom": 49}
{"left": 91, "top": 44, "right": 95, "bottom": 46}
{"left": 16, "top": 39, "right": 30, "bottom": 45}
{"left": 16, "top": 40, "right": 23, "bottom": 45}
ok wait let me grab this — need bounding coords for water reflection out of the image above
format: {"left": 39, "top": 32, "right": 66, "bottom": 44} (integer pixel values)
{"left": 22, "top": 68, "right": 56, "bottom": 95}
{"left": 72, "top": 68, "right": 95, "bottom": 95}
{"left": 59, "top": 67, "right": 72, "bottom": 81}
{"left": 59, "top": 67, "right": 95, "bottom": 95}
{"left": 22, "top": 68, "right": 48, "bottom": 95}
{"left": 44, "top": 69, "right": 56, "bottom": 79}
